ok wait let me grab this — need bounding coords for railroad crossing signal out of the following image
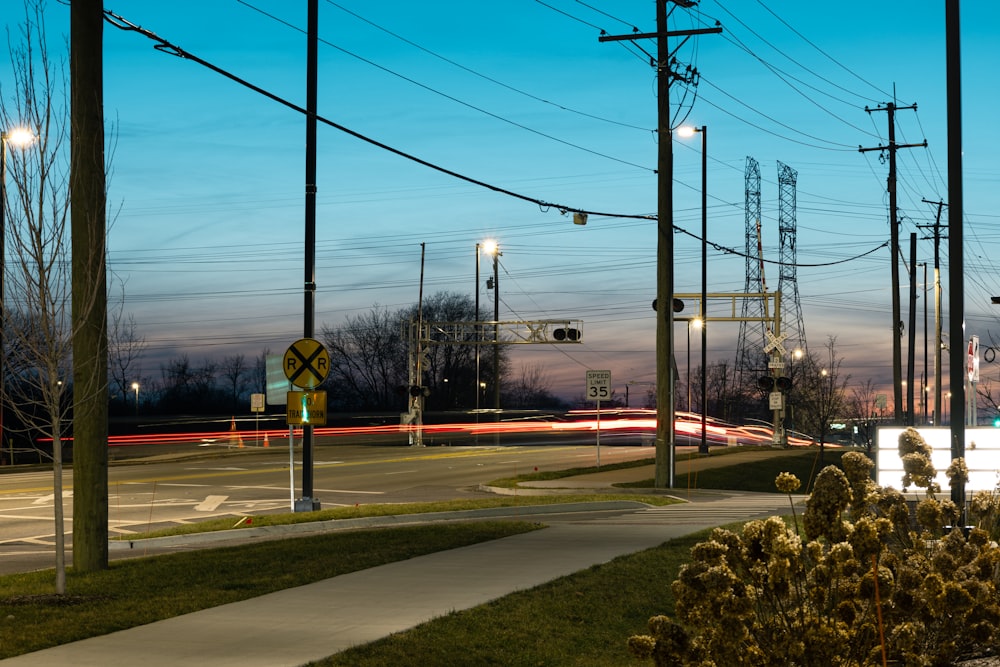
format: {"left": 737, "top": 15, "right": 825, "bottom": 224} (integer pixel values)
{"left": 283, "top": 338, "right": 330, "bottom": 389}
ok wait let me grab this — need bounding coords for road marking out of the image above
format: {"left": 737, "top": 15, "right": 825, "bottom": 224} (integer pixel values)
{"left": 312, "top": 488, "right": 384, "bottom": 495}
{"left": 194, "top": 495, "right": 228, "bottom": 512}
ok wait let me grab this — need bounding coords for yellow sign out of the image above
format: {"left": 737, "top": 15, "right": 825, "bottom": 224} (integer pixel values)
{"left": 283, "top": 338, "right": 330, "bottom": 389}
{"left": 286, "top": 391, "right": 327, "bottom": 426}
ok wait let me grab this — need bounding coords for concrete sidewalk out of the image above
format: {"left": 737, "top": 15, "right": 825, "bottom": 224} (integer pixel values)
{"left": 2, "top": 449, "right": 807, "bottom": 666}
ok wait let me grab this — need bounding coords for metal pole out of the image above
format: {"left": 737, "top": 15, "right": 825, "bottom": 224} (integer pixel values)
{"left": 474, "top": 243, "right": 480, "bottom": 442}
{"left": 686, "top": 321, "right": 691, "bottom": 412}
{"left": 299, "top": 0, "right": 319, "bottom": 511}
{"left": 923, "top": 262, "right": 928, "bottom": 424}
{"left": 0, "top": 134, "right": 7, "bottom": 460}
{"left": 699, "top": 125, "right": 708, "bottom": 454}
{"left": 493, "top": 250, "right": 500, "bottom": 445}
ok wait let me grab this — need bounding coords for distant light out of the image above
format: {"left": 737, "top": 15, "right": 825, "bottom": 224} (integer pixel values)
{"left": 481, "top": 239, "right": 499, "bottom": 256}
{"left": 676, "top": 126, "right": 697, "bottom": 138}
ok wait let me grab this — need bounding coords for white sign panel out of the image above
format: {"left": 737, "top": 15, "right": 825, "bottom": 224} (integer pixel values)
{"left": 586, "top": 370, "right": 612, "bottom": 402}
{"left": 876, "top": 427, "right": 1000, "bottom": 493}
{"left": 969, "top": 335, "right": 980, "bottom": 383}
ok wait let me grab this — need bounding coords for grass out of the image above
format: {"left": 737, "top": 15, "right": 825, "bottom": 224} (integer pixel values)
{"left": 0, "top": 521, "right": 541, "bottom": 659}
{"left": 663, "top": 448, "right": 845, "bottom": 493}
{"left": 308, "top": 527, "right": 716, "bottom": 667}
{"left": 0, "top": 445, "right": 851, "bottom": 662}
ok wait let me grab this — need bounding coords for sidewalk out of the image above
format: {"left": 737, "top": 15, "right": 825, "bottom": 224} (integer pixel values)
{"left": 2, "top": 448, "right": 805, "bottom": 667}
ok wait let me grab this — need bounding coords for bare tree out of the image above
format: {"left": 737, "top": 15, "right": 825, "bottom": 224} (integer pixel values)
{"left": 0, "top": 0, "right": 78, "bottom": 592}
{"left": 220, "top": 353, "right": 249, "bottom": 411}
{"left": 108, "top": 289, "right": 146, "bottom": 405}
{"left": 504, "top": 364, "right": 564, "bottom": 409}
{"left": 321, "top": 305, "right": 407, "bottom": 411}
{"left": 795, "top": 336, "right": 851, "bottom": 465}
{"left": 849, "top": 378, "right": 886, "bottom": 451}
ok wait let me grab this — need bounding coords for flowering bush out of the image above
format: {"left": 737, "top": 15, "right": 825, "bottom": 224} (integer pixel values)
{"left": 628, "top": 437, "right": 1000, "bottom": 666}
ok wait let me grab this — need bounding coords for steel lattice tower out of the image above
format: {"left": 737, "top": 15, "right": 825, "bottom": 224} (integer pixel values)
{"left": 736, "top": 156, "right": 766, "bottom": 392}
{"left": 777, "top": 161, "right": 807, "bottom": 355}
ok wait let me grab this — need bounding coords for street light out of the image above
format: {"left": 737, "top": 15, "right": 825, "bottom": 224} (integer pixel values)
{"left": 678, "top": 125, "right": 708, "bottom": 453}
{"left": 481, "top": 240, "right": 501, "bottom": 442}
{"left": 0, "top": 127, "right": 35, "bottom": 456}
{"left": 131, "top": 382, "right": 140, "bottom": 415}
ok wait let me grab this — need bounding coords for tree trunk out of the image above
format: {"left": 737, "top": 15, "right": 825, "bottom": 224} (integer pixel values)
{"left": 70, "top": 0, "right": 109, "bottom": 572}
{"left": 53, "top": 425, "right": 65, "bottom": 594}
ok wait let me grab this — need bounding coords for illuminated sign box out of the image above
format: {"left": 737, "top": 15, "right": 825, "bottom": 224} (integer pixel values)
{"left": 876, "top": 427, "right": 1000, "bottom": 493}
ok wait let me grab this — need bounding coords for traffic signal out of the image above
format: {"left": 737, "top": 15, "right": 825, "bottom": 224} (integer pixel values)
{"left": 651, "top": 298, "right": 684, "bottom": 313}
{"left": 757, "top": 376, "right": 774, "bottom": 391}
{"left": 993, "top": 414, "right": 1000, "bottom": 428}
{"left": 553, "top": 327, "right": 580, "bottom": 341}
{"left": 775, "top": 376, "right": 792, "bottom": 392}
{"left": 408, "top": 386, "right": 430, "bottom": 397}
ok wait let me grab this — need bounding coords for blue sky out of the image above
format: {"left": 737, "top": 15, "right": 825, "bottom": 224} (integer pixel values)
{"left": 4, "top": 1, "right": 999, "bottom": 405}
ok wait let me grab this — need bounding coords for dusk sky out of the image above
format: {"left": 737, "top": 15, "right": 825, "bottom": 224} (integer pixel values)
{"left": 3, "top": 1, "right": 999, "bottom": 406}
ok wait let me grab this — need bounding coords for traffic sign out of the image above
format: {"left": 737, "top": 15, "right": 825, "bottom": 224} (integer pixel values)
{"left": 286, "top": 391, "right": 327, "bottom": 426}
{"left": 586, "top": 370, "right": 612, "bottom": 402}
{"left": 283, "top": 338, "right": 330, "bottom": 389}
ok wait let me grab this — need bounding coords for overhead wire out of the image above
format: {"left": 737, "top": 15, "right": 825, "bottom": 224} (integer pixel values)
{"left": 751, "top": 0, "right": 893, "bottom": 101}
{"left": 233, "top": 0, "right": 652, "bottom": 172}
{"left": 315, "top": 0, "right": 651, "bottom": 133}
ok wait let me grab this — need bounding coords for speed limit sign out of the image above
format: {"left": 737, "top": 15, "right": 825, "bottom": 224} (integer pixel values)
{"left": 586, "top": 370, "right": 612, "bottom": 402}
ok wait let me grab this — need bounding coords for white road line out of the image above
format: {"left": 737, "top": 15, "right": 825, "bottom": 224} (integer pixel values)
{"left": 194, "top": 495, "right": 229, "bottom": 512}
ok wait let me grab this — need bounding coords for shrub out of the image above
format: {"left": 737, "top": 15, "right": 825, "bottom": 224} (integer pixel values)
{"left": 629, "top": 435, "right": 1000, "bottom": 666}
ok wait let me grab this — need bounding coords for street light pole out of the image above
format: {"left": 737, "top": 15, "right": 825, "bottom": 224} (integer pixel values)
{"left": 1, "top": 133, "right": 8, "bottom": 459}
{"left": 698, "top": 125, "right": 708, "bottom": 454}
{"left": 131, "top": 382, "right": 139, "bottom": 415}
{"left": 0, "top": 128, "right": 33, "bottom": 458}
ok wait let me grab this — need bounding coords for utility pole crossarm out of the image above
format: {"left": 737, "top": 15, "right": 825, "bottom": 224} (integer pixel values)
{"left": 598, "top": 26, "right": 722, "bottom": 43}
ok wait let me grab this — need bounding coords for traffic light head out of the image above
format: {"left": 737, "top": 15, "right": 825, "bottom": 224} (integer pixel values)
{"left": 775, "top": 376, "right": 792, "bottom": 392}
{"left": 553, "top": 327, "right": 580, "bottom": 342}
{"left": 757, "top": 376, "right": 775, "bottom": 392}
{"left": 993, "top": 414, "right": 1000, "bottom": 428}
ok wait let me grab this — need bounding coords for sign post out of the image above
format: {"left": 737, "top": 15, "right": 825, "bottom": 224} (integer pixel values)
{"left": 283, "top": 338, "right": 330, "bottom": 511}
{"left": 586, "top": 370, "right": 612, "bottom": 467}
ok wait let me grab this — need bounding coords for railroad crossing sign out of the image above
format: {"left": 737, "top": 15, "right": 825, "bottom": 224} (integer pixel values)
{"left": 763, "top": 329, "right": 789, "bottom": 356}
{"left": 283, "top": 338, "right": 330, "bottom": 389}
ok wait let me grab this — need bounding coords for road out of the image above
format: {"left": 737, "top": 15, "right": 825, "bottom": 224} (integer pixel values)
{"left": 0, "top": 441, "right": 657, "bottom": 574}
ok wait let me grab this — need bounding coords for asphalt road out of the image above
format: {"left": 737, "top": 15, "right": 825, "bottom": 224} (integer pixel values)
{"left": 0, "top": 441, "right": 657, "bottom": 575}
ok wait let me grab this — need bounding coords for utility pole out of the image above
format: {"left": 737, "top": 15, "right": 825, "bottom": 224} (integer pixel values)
{"left": 600, "top": 1, "right": 720, "bottom": 489}
{"left": 918, "top": 198, "right": 947, "bottom": 424}
{"left": 859, "top": 101, "right": 926, "bottom": 424}
{"left": 945, "top": 0, "right": 964, "bottom": 518}
{"left": 907, "top": 233, "right": 917, "bottom": 425}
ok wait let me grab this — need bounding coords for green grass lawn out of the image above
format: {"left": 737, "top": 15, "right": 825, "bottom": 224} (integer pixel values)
{"left": 0, "top": 445, "right": 849, "bottom": 662}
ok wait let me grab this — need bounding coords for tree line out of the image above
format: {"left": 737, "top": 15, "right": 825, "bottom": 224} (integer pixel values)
{"left": 106, "top": 291, "right": 568, "bottom": 418}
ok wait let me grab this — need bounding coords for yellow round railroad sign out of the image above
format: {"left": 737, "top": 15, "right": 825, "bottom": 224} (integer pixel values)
{"left": 283, "top": 338, "right": 330, "bottom": 389}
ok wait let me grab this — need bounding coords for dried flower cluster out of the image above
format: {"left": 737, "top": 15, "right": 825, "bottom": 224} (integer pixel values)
{"left": 629, "top": 433, "right": 1000, "bottom": 666}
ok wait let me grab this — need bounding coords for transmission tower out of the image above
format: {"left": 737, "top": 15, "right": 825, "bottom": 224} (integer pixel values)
{"left": 777, "top": 161, "right": 807, "bottom": 355}
{"left": 736, "top": 156, "right": 766, "bottom": 393}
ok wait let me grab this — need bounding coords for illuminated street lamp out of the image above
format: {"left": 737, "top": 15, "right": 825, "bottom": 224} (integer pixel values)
{"left": 131, "top": 382, "right": 140, "bottom": 415}
{"left": 0, "top": 127, "right": 35, "bottom": 454}
{"left": 678, "top": 124, "right": 708, "bottom": 453}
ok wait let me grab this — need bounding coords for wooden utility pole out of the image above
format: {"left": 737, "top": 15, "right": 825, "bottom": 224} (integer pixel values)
{"left": 860, "top": 102, "right": 925, "bottom": 424}
{"left": 918, "top": 198, "right": 947, "bottom": 424}
{"left": 600, "top": 1, "right": 720, "bottom": 488}
{"left": 70, "top": 0, "right": 109, "bottom": 571}
{"left": 946, "top": 0, "right": 965, "bottom": 517}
